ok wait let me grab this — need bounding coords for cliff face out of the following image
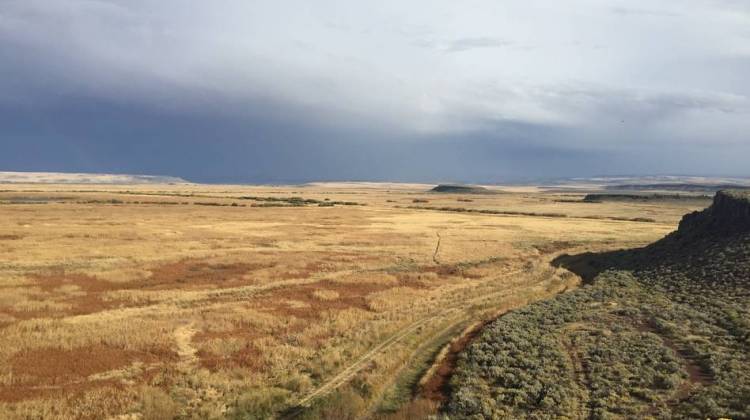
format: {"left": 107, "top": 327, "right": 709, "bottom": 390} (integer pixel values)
{"left": 677, "top": 190, "right": 750, "bottom": 237}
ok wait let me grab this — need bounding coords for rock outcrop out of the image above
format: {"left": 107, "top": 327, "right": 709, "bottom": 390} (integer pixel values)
{"left": 677, "top": 190, "right": 750, "bottom": 237}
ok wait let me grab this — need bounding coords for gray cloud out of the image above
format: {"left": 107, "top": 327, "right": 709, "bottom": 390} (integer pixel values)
{"left": 0, "top": 0, "right": 748, "bottom": 181}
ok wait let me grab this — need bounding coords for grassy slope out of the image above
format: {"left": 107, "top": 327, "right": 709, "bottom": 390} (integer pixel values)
{"left": 447, "top": 191, "right": 750, "bottom": 419}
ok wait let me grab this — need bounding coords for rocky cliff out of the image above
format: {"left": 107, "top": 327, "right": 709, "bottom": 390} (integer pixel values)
{"left": 676, "top": 190, "right": 750, "bottom": 237}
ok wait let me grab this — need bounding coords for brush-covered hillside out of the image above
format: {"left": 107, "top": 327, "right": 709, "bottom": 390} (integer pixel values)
{"left": 447, "top": 190, "right": 750, "bottom": 419}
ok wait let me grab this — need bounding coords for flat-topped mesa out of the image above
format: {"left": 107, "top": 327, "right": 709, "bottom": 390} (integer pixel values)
{"left": 429, "top": 184, "right": 493, "bottom": 194}
{"left": 677, "top": 190, "right": 750, "bottom": 236}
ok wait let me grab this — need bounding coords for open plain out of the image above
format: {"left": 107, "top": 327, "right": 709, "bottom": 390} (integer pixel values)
{"left": 0, "top": 183, "right": 709, "bottom": 419}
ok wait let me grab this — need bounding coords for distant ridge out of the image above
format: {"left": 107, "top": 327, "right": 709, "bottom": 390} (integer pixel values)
{"left": 429, "top": 184, "right": 494, "bottom": 194}
{"left": 0, "top": 171, "right": 188, "bottom": 184}
{"left": 582, "top": 193, "right": 712, "bottom": 202}
{"left": 606, "top": 183, "right": 750, "bottom": 192}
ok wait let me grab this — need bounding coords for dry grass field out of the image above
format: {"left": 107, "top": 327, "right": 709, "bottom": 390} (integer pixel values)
{"left": 0, "top": 183, "right": 708, "bottom": 419}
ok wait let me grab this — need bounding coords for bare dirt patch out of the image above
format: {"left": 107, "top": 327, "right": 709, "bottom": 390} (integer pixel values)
{"left": 419, "top": 320, "right": 491, "bottom": 402}
{"left": 635, "top": 319, "right": 715, "bottom": 410}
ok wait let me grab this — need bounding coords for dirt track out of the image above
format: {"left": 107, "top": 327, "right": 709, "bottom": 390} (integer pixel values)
{"left": 287, "top": 267, "right": 545, "bottom": 417}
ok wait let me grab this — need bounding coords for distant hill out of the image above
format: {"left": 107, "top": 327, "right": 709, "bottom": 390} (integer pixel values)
{"left": 0, "top": 171, "right": 188, "bottom": 184}
{"left": 429, "top": 184, "right": 494, "bottom": 194}
{"left": 606, "top": 183, "right": 750, "bottom": 193}
{"left": 544, "top": 176, "right": 750, "bottom": 193}
{"left": 582, "top": 193, "right": 713, "bottom": 202}
{"left": 448, "top": 190, "right": 750, "bottom": 419}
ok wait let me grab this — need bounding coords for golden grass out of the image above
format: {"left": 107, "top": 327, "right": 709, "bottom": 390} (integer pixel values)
{"left": 0, "top": 183, "right": 700, "bottom": 419}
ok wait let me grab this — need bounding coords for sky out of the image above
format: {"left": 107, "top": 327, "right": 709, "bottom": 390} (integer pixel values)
{"left": 1, "top": 0, "right": 749, "bottom": 183}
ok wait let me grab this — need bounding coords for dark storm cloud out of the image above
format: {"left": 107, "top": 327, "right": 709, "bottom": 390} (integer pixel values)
{"left": 1, "top": 0, "right": 749, "bottom": 182}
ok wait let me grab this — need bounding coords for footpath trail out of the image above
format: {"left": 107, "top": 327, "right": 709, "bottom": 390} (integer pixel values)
{"left": 174, "top": 322, "right": 198, "bottom": 372}
{"left": 294, "top": 311, "right": 452, "bottom": 409}
{"left": 286, "top": 267, "right": 535, "bottom": 418}
{"left": 173, "top": 321, "right": 230, "bottom": 417}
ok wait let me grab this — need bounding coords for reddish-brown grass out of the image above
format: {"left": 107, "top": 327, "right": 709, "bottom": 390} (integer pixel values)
{"left": 254, "top": 280, "right": 398, "bottom": 319}
{"left": 1, "top": 344, "right": 170, "bottom": 403}
{"left": 27, "top": 273, "right": 129, "bottom": 316}
{"left": 138, "top": 260, "right": 271, "bottom": 289}
{"left": 198, "top": 345, "right": 266, "bottom": 372}
{"left": 10, "top": 345, "right": 149, "bottom": 381}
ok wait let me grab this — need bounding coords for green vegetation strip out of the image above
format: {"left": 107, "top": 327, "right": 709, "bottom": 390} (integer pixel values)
{"left": 403, "top": 205, "right": 656, "bottom": 223}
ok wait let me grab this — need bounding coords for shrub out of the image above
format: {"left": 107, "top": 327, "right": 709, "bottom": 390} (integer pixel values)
{"left": 141, "top": 386, "right": 179, "bottom": 420}
{"left": 297, "top": 389, "right": 366, "bottom": 420}
{"left": 230, "top": 387, "right": 290, "bottom": 420}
